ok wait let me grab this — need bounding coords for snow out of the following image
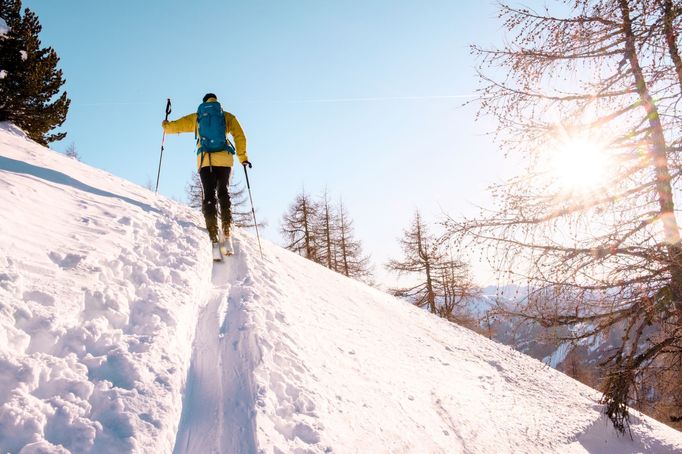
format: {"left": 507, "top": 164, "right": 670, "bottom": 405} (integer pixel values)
{"left": 544, "top": 342, "right": 572, "bottom": 369}
{"left": 0, "top": 18, "right": 9, "bottom": 38}
{"left": 0, "top": 122, "right": 210, "bottom": 452}
{"left": 1, "top": 120, "right": 681, "bottom": 453}
{"left": 0, "top": 70, "right": 7, "bottom": 80}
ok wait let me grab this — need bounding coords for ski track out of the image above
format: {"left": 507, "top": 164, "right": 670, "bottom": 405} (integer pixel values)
{"left": 173, "top": 239, "right": 259, "bottom": 454}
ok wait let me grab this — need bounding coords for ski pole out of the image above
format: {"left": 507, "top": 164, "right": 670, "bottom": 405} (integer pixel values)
{"left": 243, "top": 163, "right": 264, "bottom": 258}
{"left": 155, "top": 98, "right": 172, "bottom": 193}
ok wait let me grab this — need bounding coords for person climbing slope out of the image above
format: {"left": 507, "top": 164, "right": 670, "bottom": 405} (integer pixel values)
{"left": 162, "top": 93, "right": 251, "bottom": 259}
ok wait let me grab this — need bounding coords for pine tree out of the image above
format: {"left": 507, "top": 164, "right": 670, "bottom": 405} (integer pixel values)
{"left": 280, "top": 190, "right": 319, "bottom": 260}
{"left": 0, "top": 0, "right": 70, "bottom": 144}
{"left": 448, "top": 0, "right": 682, "bottom": 431}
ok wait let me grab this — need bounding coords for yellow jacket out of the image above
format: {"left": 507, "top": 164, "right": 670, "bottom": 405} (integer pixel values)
{"left": 163, "top": 99, "right": 248, "bottom": 169}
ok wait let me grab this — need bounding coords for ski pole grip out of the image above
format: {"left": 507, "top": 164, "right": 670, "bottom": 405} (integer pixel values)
{"left": 165, "top": 98, "right": 172, "bottom": 120}
{"left": 243, "top": 164, "right": 251, "bottom": 189}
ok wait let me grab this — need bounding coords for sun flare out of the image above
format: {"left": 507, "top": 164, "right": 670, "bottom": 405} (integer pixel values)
{"left": 550, "top": 136, "right": 611, "bottom": 193}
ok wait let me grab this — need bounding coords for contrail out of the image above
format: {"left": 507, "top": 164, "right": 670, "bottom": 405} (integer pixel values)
{"left": 296, "top": 94, "right": 476, "bottom": 103}
{"left": 75, "top": 94, "right": 476, "bottom": 107}
{"left": 77, "top": 101, "right": 155, "bottom": 107}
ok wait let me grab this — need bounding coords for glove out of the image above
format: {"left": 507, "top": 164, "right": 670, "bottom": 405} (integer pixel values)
{"left": 242, "top": 160, "right": 253, "bottom": 168}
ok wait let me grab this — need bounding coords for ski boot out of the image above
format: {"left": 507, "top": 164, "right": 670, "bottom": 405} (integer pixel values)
{"left": 220, "top": 222, "right": 234, "bottom": 256}
{"left": 209, "top": 225, "right": 222, "bottom": 262}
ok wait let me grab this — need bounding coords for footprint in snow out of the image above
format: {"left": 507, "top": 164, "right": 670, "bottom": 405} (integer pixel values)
{"left": 48, "top": 251, "right": 84, "bottom": 270}
{"left": 23, "top": 290, "right": 55, "bottom": 306}
{"left": 292, "top": 422, "right": 320, "bottom": 444}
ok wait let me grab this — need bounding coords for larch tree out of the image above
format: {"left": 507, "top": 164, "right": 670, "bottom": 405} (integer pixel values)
{"left": 229, "top": 180, "right": 266, "bottom": 229}
{"left": 64, "top": 142, "right": 80, "bottom": 161}
{"left": 316, "top": 189, "right": 338, "bottom": 270}
{"left": 185, "top": 172, "right": 203, "bottom": 210}
{"left": 281, "top": 190, "right": 374, "bottom": 283}
{"left": 335, "top": 198, "right": 373, "bottom": 283}
{"left": 434, "top": 249, "right": 479, "bottom": 326}
{"left": 0, "top": 0, "right": 70, "bottom": 144}
{"left": 447, "top": 0, "right": 682, "bottom": 432}
{"left": 561, "top": 347, "right": 597, "bottom": 388}
{"left": 387, "top": 210, "right": 442, "bottom": 315}
{"left": 281, "top": 190, "right": 319, "bottom": 260}
{"left": 185, "top": 171, "right": 265, "bottom": 229}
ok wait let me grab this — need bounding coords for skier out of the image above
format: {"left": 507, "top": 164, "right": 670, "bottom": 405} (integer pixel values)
{"left": 162, "top": 93, "right": 251, "bottom": 259}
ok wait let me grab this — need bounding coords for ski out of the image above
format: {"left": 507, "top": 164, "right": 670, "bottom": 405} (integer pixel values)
{"left": 220, "top": 236, "right": 234, "bottom": 256}
{"left": 212, "top": 242, "right": 223, "bottom": 262}
{"left": 217, "top": 227, "right": 234, "bottom": 257}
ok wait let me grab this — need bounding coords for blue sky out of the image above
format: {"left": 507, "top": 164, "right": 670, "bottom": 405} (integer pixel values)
{"left": 24, "top": 0, "right": 511, "bottom": 285}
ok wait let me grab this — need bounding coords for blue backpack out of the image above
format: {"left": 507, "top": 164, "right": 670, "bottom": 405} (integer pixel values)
{"left": 196, "top": 101, "right": 235, "bottom": 154}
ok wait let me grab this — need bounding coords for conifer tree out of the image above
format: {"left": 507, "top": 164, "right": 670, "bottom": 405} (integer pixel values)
{"left": 561, "top": 347, "right": 596, "bottom": 388}
{"left": 281, "top": 190, "right": 319, "bottom": 260}
{"left": 316, "top": 189, "right": 338, "bottom": 271}
{"left": 281, "top": 190, "right": 374, "bottom": 282}
{"left": 185, "top": 172, "right": 203, "bottom": 210}
{"left": 64, "top": 142, "right": 80, "bottom": 161}
{"left": 449, "top": 0, "right": 682, "bottom": 431}
{"left": 230, "top": 181, "right": 265, "bottom": 228}
{"left": 434, "top": 250, "right": 478, "bottom": 325}
{"left": 389, "top": 211, "right": 476, "bottom": 318}
{"left": 387, "top": 211, "right": 442, "bottom": 314}
{"left": 185, "top": 171, "right": 264, "bottom": 228}
{"left": 335, "top": 199, "right": 373, "bottom": 282}
{"left": 0, "top": 0, "right": 70, "bottom": 144}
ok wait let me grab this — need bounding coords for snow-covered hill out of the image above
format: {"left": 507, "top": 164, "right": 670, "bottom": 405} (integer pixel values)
{"left": 1, "top": 122, "right": 681, "bottom": 453}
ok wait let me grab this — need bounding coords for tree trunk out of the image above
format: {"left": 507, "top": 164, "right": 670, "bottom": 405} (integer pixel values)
{"left": 302, "top": 198, "right": 313, "bottom": 259}
{"left": 416, "top": 216, "right": 437, "bottom": 314}
{"left": 324, "top": 203, "right": 333, "bottom": 269}
{"left": 662, "top": 0, "right": 682, "bottom": 94}
{"left": 620, "top": 0, "right": 682, "bottom": 306}
{"left": 339, "top": 209, "right": 350, "bottom": 277}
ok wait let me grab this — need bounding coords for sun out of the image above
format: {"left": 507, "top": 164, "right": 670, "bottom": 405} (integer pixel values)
{"left": 549, "top": 135, "right": 611, "bottom": 194}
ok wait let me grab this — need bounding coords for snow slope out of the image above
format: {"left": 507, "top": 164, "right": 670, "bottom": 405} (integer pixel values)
{"left": 1, "top": 122, "right": 681, "bottom": 453}
{"left": 0, "top": 123, "right": 211, "bottom": 453}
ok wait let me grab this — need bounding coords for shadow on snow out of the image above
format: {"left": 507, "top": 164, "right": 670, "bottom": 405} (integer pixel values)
{"left": 0, "top": 155, "right": 160, "bottom": 214}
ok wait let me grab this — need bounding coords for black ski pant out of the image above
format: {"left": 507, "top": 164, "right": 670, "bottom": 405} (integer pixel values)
{"left": 199, "top": 166, "right": 231, "bottom": 240}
